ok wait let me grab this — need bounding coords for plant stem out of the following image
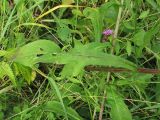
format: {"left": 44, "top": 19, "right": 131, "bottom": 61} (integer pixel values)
{"left": 98, "top": 0, "right": 124, "bottom": 119}
{"left": 55, "top": 64, "right": 160, "bottom": 74}
{"left": 98, "top": 89, "right": 106, "bottom": 120}
{"left": 111, "top": 0, "right": 124, "bottom": 54}
{"left": 85, "top": 66, "right": 160, "bottom": 74}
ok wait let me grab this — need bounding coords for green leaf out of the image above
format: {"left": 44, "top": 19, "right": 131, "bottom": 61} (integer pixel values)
{"left": 116, "top": 73, "right": 153, "bottom": 87}
{"left": 83, "top": 7, "right": 103, "bottom": 42}
{"left": 126, "top": 41, "right": 132, "bottom": 56}
{"left": 62, "top": 0, "right": 74, "bottom": 5}
{"left": 15, "top": 63, "right": 35, "bottom": 84}
{"left": 12, "top": 40, "right": 136, "bottom": 77}
{"left": 15, "top": 32, "right": 26, "bottom": 47}
{"left": 0, "top": 62, "right": 16, "bottom": 86}
{"left": 123, "top": 21, "right": 135, "bottom": 30}
{"left": 11, "top": 40, "right": 136, "bottom": 78}
{"left": 156, "top": 0, "right": 160, "bottom": 6}
{"left": 0, "top": 50, "right": 7, "bottom": 57}
{"left": 60, "top": 61, "right": 85, "bottom": 78}
{"left": 144, "top": 22, "right": 160, "bottom": 46}
{"left": 135, "top": 47, "right": 143, "bottom": 58}
{"left": 110, "top": 99, "right": 132, "bottom": 120}
{"left": 146, "top": 0, "right": 160, "bottom": 11}
{"left": 139, "top": 10, "right": 149, "bottom": 19}
{"left": 43, "top": 76, "right": 68, "bottom": 120}
{"left": 56, "top": 42, "right": 136, "bottom": 77}
{"left": 11, "top": 40, "right": 61, "bottom": 67}
{"left": 44, "top": 101, "right": 82, "bottom": 120}
{"left": 72, "top": 9, "right": 83, "bottom": 16}
{"left": 0, "top": 3, "right": 16, "bottom": 43}
{"left": 68, "top": 77, "right": 82, "bottom": 84}
{"left": 116, "top": 73, "right": 153, "bottom": 99}
{"left": 61, "top": 83, "right": 82, "bottom": 98}
{"left": 47, "top": 112, "right": 55, "bottom": 120}
{"left": 57, "top": 24, "right": 72, "bottom": 42}
{"left": 130, "top": 73, "right": 153, "bottom": 96}
{"left": 107, "top": 86, "right": 132, "bottom": 120}
{"left": 99, "top": 2, "right": 119, "bottom": 24}
{"left": 132, "top": 29, "right": 146, "bottom": 46}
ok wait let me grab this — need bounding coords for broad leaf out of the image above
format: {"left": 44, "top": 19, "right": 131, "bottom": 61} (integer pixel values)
{"left": 11, "top": 40, "right": 61, "bottom": 67}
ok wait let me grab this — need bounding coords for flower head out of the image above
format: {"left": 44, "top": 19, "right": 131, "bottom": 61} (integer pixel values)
{"left": 103, "top": 29, "right": 113, "bottom": 36}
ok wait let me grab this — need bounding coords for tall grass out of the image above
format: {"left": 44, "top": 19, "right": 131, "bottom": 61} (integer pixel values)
{"left": 0, "top": 0, "right": 160, "bottom": 120}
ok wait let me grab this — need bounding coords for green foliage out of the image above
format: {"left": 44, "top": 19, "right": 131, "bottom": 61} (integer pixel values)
{"left": 44, "top": 101, "right": 82, "bottom": 120}
{"left": 107, "top": 86, "right": 132, "bottom": 120}
{"left": 14, "top": 63, "right": 36, "bottom": 84}
{"left": 83, "top": 7, "right": 103, "bottom": 42}
{"left": 133, "top": 29, "right": 146, "bottom": 47}
{"left": 126, "top": 41, "right": 132, "bottom": 56}
{"left": 10, "top": 40, "right": 136, "bottom": 78}
{"left": 0, "top": 0, "right": 160, "bottom": 119}
{"left": 139, "top": 10, "right": 150, "bottom": 19}
{"left": 11, "top": 40, "right": 61, "bottom": 67}
{"left": 0, "top": 62, "right": 16, "bottom": 86}
{"left": 47, "top": 76, "right": 68, "bottom": 120}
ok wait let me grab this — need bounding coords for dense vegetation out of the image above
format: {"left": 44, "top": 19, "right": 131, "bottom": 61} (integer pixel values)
{"left": 0, "top": 0, "right": 160, "bottom": 119}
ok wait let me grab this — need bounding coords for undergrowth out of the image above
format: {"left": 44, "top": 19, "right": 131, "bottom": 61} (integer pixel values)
{"left": 0, "top": 0, "right": 160, "bottom": 120}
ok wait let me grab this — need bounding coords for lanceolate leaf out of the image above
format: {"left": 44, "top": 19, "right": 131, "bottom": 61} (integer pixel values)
{"left": 57, "top": 42, "right": 136, "bottom": 77}
{"left": 11, "top": 40, "right": 136, "bottom": 77}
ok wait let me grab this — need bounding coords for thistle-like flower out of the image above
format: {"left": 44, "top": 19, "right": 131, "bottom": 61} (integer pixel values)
{"left": 102, "top": 29, "right": 113, "bottom": 36}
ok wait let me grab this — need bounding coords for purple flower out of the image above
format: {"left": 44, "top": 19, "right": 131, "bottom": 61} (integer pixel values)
{"left": 103, "top": 29, "right": 113, "bottom": 36}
